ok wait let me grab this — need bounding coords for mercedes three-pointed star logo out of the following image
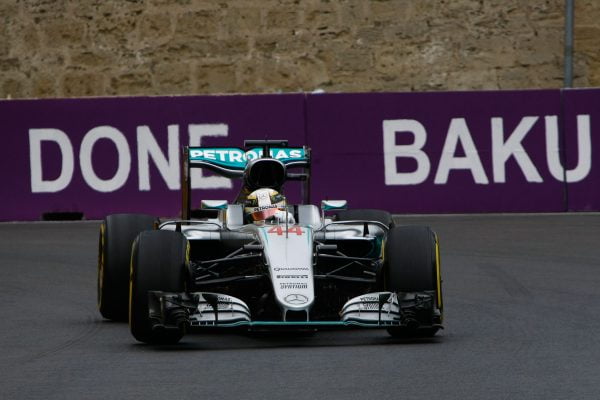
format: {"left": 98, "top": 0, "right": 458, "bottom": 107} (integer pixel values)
{"left": 284, "top": 293, "right": 309, "bottom": 305}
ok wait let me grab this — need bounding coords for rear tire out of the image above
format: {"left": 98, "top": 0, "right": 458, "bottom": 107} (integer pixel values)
{"left": 129, "top": 230, "right": 188, "bottom": 344}
{"left": 383, "top": 225, "right": 442, "bottom": 338}
{"left": 335, "top": 209, "right": 395, "bottom": 228}
{"left": 98, "top": 213, "right": 157, "bottom": 321}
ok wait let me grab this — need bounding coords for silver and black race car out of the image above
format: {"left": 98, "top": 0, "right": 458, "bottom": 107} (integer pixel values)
{"left": 97, "top": 140, "right": 443, "bottom": 344}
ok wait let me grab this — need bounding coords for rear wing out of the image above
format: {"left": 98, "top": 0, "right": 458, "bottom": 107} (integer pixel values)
{"left": 181, "top": 139, "right": 311, "bottom": 219}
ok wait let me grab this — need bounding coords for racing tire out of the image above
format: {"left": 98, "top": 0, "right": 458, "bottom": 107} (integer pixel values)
{"left": 335, "top": 209, "right": 395, "bottom": 228}
{"left": 129, "top": 230, "right": 188, "bottom": 344}
{"left": 383, "top": 225, "right": 442, "bottom": 338}
{"left": 98, "top": 213, "right": 157, "bottom": 321}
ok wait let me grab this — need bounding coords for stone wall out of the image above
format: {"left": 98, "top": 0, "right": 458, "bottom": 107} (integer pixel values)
{"left": 0, "top": 0, "right": 598, "bottom": 99}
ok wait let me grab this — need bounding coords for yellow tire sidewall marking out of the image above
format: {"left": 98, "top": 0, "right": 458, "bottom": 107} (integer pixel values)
{"left": 128, "top": 238, "right": 136, "bottom": 327}
{"left": 435, "top": 233, "right": 443, "bottom": 313}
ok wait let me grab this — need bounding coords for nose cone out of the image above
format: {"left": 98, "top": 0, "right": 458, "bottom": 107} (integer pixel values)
{"left": 256, "top": 225, "right": 315, "bottom": 314}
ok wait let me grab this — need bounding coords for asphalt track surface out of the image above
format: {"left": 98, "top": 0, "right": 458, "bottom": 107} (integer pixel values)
{"left": 1, "top": 214, "right": 599, "bottom": 400}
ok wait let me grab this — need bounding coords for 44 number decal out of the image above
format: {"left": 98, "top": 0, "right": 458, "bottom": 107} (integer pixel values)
{"left": 267, "top": 226, "right": 303, "bottom": 236}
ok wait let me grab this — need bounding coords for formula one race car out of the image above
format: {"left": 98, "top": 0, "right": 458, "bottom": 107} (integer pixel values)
{"left": 97, "top": 140, "right": 443, "bottom": 344}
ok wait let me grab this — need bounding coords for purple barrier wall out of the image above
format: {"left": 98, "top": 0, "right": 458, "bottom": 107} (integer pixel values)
{"left": 562, "top": 89, "right": 599, "bottom": 211}
{"left": 1, "top": 95, "right": 306, "bottom": 220}
{"left": 306, "top": 91, "right": 567, "bottom": 213}
{"left": 0, "top": 89, "right": 597, "bottom": 221}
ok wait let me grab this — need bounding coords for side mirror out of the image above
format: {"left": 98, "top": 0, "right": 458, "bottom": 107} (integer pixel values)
{"left": 321, "top": 200, "right": 348, "bottom": 211}
{"left": 201, "top": 200, "right": 228, "bottom": 210}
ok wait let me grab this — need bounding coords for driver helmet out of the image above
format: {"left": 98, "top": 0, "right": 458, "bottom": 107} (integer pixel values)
{"left": 244, "top": 188, "right": 294, "bottom": 224}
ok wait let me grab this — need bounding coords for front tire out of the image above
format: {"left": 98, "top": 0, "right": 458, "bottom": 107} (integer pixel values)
{"left": 98, "top": 213, "right": 157, "bottom": 321}
{"left": 129, "top": 230, "right": 188, "bottom": 344}
{"left": 383, "top": 225, "right": 443, "bottom": 337}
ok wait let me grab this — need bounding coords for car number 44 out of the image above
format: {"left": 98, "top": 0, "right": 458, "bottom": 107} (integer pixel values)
{"left": 268, "top": 226, "right": 303, "bottom": 236}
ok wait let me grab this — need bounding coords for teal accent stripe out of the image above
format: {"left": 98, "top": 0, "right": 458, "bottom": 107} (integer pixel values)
{"left": 194, "top": 320, "right": 402, "bottom": 328}
{"left": 258, "top": 227, "right": 269, "bottom": 245}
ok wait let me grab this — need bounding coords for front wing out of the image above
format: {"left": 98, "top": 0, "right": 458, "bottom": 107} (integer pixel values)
{"left": 147, "top": 290, "right": 441, "bottom": 331}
